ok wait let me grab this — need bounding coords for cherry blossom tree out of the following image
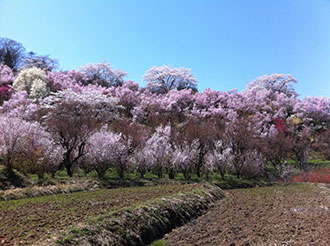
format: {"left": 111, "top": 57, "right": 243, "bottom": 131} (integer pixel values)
{"left": 107, "top": 81, "right": 141, "bottom": 117}
{"left": 16, "top": 125, "right": 63, "bottom": 179}
{"left": 224, "top": 117, "right": 260, "bottom": 178}
{"left": 79, "top": 62, "right": 127, "bottom": 87}
{"left": 0, "top": 85, "right": 14, "bottom": 105}
{"left": 0, "top": 91, "right": 38, "bottom": 120}
{"left": 0, "top": 116, "right": 31, "bottom": 174}
{"left": 247, "top": 74, "right": 298, "bottom": 98}
{"left": 0, "top": 64, "right": 15, "bottom": 104}
{"left": 260, "top": 127, "right": 293, "bottom": 178}
{"left": 39, "top": 89, "right": 120, "bottom": 177}
{"left": 239, "top": 150, "right": 264, "bottom": 179}
{"left": 47, "top": 70, "right": 85, "bottom": 92}
{"left": 132, "top": 147, "right": 151, "bottom": 178}
{"left": 143, "top": 65, "right": 197, "bottom": 94}
{"left": 205, "top": 140, "right": 233, "bottom": 180}
{"left": 143, "top": 125, "right": 173, "bottom": 178}
{"left": 293, "top": 96, "right": 330, "bottom": 132}
{"left": 0, "top": 64, "right": 15, "bottom": 85}
{"left": 81, "top": 129, "right": 129, "bottom": 179}
{"left": 171, "top": 139, "right": 199, "bottom": 179}
{"left": 183, "top": 117, "right": 223, "bottom": 177}
{"left": 0, "top": 116, "right": 61, "bottom": 178}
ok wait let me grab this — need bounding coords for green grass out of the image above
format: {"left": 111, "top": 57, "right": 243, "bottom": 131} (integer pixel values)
{"left": 242, "top": 183, "right": 319, "bottom": 201}
{"left": 150, "top": 240, "right": 167, "bottom": 246}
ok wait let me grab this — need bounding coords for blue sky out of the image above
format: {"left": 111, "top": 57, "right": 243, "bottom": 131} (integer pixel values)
{"left": 1, "top": 0, "right": 329, "bottom": 97}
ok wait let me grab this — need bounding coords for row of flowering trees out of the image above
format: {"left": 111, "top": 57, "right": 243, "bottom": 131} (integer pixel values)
{"left": 0, "top": 61, "right": 329, "bottom": 180}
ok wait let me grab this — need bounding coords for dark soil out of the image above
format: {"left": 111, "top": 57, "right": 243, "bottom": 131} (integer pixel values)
{"left": 164, "top": 183, "right": 330, "bottom": 246}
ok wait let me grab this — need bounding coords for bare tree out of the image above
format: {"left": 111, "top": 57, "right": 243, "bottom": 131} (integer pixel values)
{"left": 22, "top": 52, "right": 58, "bottom": 71}
{"left": 0, "top": 38, "right": 25, "bottom": 71}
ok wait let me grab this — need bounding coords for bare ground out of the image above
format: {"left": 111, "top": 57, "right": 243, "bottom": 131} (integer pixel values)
{"left": 163, "top": 183, "right": 330, "bottom": 246}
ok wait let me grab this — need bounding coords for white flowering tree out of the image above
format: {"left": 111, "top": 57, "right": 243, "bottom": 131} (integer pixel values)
{"left": 79, "top": 62, "right": 127, "bottom": 87}
{"left": 132, "top": 147, "right": 151, "bottom": 178}
{"left": 247, "top": 74, "right": 298, "bottom": 98}
{"left": 81, "top": 129, "right": 129, "bottom": 179}
{"left": 171, "top": 139, "right": 199, "bottom": 179}
{"left": 13, "top": 67, "right": 50, "bottom": 99}
{"left": 205, "top": 140, "right": 233, "bottom": 180}
{"left": 144, "top": 125, "right": 173, "bottom": 178}
{"left": 40, "top": 89, "right": 120, "bottom": 177}
{"left": 143, "top": 65, "right": 197, "bottom": 94}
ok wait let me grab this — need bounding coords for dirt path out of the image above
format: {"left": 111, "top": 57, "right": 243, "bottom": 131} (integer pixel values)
{"left": 163, "top": 183, "right": 330, "bottom": 246}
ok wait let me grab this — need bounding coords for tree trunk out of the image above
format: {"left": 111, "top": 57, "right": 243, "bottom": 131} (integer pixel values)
{"left": 65, "top": 162, "right": 73, "bottom": 177}
{"left": 157, "top": 167, "right": 163, "bottom": 178}
{"left": 37, "top": 173, "right": 44, "bottom": 180}
{"left": 196, "top": 165, "right": 201, "bottom": 177}
{"left": 138, "top": 169, "right": 145, "bottom": 178}
{"left": 116, "top": 163, "right": 125, "bottom": 179}
{"left": 5, "top": 157, "right": 14, "bottom": 176}
{"left": 96, "top": 169, "right": 105, "bottom": 179}
{"left": 183, "top": 168, "right": 191, "bottom": 180}
{"left": 221, "top": 172, "right": 225, "bottom": 180}
{"left": 168, "top": 168, "right": 175, "bottom": 179}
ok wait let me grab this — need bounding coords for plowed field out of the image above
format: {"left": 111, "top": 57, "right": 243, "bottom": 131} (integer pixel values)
{"left": 164, "top": 183, "right": 330, "bottom": 246}
{"left": 0, "top": 184, "right": 196, "bottom": 246}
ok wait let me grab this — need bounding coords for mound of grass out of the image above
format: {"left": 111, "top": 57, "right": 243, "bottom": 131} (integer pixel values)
{"left": 51, "top": 183, "right": 224, "bottom": 246}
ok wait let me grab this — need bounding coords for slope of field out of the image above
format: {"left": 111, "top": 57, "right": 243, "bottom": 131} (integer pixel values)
{"left": 0, "top": 184, "right": 198, "bottom": 246}
{"left": 163, "top": 183, "right": 330, "bottom": 246}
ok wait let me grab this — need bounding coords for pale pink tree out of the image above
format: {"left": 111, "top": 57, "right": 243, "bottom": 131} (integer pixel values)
{"left": 143, "top": 125, "right": 173, "bottom": 178}
{"left": 39, "top": 89, "right": 120, "bottom": 177}
{"left": 17, "top": 125, "right": 63, "bottom": 179}
{"left": 0, "top": 64, "right": 15, "bottom": 104}
{"left": 247, "top": 74, "right": 298, "bottom": 98}
{"left": 239, "top": 150, "right": 265, "bottom": 179}
{"left": 205, "top": 140, "right": 233, "bottom": 180}
{"left": 0, "top": 91, "right": 38, "bottom": 120}
{"left": 107, "top": 81, "right": 141, "bottom": 117}
{"left": 47, "top": 70, "right": 85, "bottom": 92}
{"left": 143, "top": 65, "right": 197, "bottom": 93}
{"left": 81, "top": 129, "right": 129, "bottom": 179}
{"left": 79, "top": 62, "right": 127, "bottom": 87}
{"left": 0, "top": 64, "right": 15, "bottom": 85}
{"left": 171, "top": 139, "right": 199, "bottom": 179}
{"left": 131, "top": 147, "right": 151, "bottom": 178}
{"left": 0, "top": 116, "right": 62, "bottom": 178}
{"left": 0, "top": 116, "right": 33, "bottom": 174}
{"left": 224, "top": 116, "right": 261, "bottom": 178}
